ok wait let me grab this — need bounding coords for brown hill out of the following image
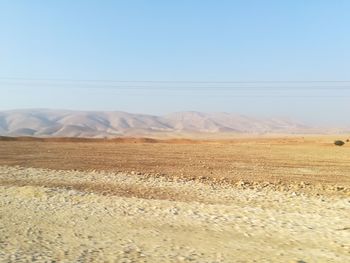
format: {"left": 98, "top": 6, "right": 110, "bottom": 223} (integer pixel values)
{"left": 0, "top": 109, "right": 319, "bottom": 137}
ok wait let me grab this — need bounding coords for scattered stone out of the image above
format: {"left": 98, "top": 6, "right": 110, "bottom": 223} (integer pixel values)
{"left": 0, "top": 166, "right": 349, "bottom": 262}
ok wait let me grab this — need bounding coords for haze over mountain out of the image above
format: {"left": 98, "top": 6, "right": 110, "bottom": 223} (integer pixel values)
{"left": 0, "top": 109, "right": 337, "bottom": 138}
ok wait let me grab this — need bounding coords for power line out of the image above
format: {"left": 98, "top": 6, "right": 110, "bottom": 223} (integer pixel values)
{"left": 2, "top": 80, "right": 350, "bottom": 90}
{"left": 3, "top": 85, "right": 350, "bottom": 90}
{"left": 2, "top": 77, "right": 350, "bottom": 84}
{"left": 2, "top": 85, "right": 350, "bottom": 90}
{"left": 2, "top": 78, "right": 350, "bottom": 97}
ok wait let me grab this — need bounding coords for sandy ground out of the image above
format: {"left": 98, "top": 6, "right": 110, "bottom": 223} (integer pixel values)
{"left": 0, "top": 166, "right": 349, "bottom": 262}
{"left": 0, "top": 137, "right": 349, "bottom": 262}
{"left": 1, "top": 136, "right": 350, "bottom": 190}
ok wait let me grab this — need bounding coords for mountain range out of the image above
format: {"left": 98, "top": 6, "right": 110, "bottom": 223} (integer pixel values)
{"left": 0, "top": 109, "right": 337, "bottom": 137}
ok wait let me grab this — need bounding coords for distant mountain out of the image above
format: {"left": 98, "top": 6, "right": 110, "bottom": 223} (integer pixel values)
{"left": 0, "top": 109, "right": 324, "bottom": 137}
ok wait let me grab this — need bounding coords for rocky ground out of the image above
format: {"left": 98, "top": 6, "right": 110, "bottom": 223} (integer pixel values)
{"left": 0, "top": 166, "right": 349, "bottom": 262}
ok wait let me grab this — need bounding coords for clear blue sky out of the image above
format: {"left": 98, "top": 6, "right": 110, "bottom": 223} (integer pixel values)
{"left": 1, "top": 1, "right": 350, "bottom": 125}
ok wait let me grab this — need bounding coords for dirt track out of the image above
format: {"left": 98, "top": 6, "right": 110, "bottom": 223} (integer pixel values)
{"left": 0, "top": 166, "right": 349, "bottom": 262}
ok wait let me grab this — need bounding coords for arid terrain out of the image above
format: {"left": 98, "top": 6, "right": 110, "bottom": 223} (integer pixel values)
{"left": 0, "top": 136, "right": 349, "bottom": 262}
{"left": 0, "top": 109, "right": 328, "bottom": 137}
{"left": 1, "top": 135, "right": 350, "bottom": 190}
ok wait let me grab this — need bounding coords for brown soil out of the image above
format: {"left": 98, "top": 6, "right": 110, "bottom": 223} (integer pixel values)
{"left": 0, "top": 136, "right": 349, "bottom": 195}
{"left": 1, "top": 137, "right": 350, "bottom": 262}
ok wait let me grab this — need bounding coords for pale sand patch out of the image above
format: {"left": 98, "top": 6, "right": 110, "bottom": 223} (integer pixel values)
{"left": 0, "top": 166, "right": 349, "bottom": 262}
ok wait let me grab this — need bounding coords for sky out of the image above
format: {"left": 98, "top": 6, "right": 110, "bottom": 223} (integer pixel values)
{"left": 1, "top": 0, "right": 350, "bottom": 125}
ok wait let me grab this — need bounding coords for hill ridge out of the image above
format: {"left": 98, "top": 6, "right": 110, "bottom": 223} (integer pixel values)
{"left": 0, "top": 109, "right": 325, "bottom": 137}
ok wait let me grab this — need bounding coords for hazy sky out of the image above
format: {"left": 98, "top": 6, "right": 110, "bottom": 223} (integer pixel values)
{"left": 1, "top": 1, "right": 350, "bottom": 125}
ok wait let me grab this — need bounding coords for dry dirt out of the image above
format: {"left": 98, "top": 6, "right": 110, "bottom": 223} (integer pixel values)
{"left": 0, "top": 136, "right": 350, "bottom": 190}
{"left": 0, "top": 166, "right": 349, "bottom": 263}
{"left": 0, "top": 136, "right": 350, "bottom": 262}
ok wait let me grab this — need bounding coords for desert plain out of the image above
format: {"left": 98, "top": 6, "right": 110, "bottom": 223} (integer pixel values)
{"left": 0, "top": 135, "right": 349, "bottom": 262}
